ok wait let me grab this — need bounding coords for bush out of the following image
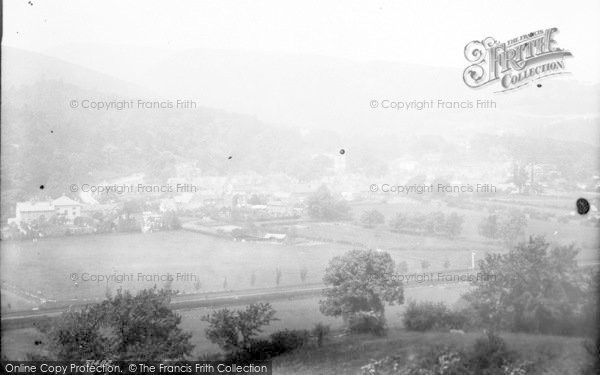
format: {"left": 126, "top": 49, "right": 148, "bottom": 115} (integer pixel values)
{"left": 467, "top": 331, "right": 515, "bottom": 372}
{"left": 347, "top": 311, "right": 386, "bottom": 336}
{"left": 269, "top": 329, "right": 310, "bottom": 353}
{"left": 235, "top": 339, "right": 278, "bottom": 361}
{"left": 230, "top": 330, "right": 309, "bottom": 361}
{"left": 312, "top": 323, "right": 330, "bottom": 347}
{"left": 403, "top": 301, "right": 468, "bottom": 331}
{"left": 360, "top": 332, "right": 533, "bottom": 374}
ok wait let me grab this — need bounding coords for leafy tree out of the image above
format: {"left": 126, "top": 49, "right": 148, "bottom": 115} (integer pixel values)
{"left": 300, "top": 267, "right": 308, "bottom": 283}
{"left": 319, "top": 249, "right": 404, "bottom": 333}
{"left": 312, "top": 323, "right": 330, "bottom": 348}
{"left": 390, "top": 213, "right": 410, "bottom": 232}
{"left": 426, "top": 212, "right": 445, "bottom": 234}
{"left": 47, "top": 306, "right": 110, "bottom": 360}
{"left": 162, "top": 211, "right": 181, "bottom": 230}
{"left": 46, "top": 287, "right": 193, "bottom": 360}
{"left": 247, "top": 194, "right": 267, "bottom": 205}
{"left": 306, "top": 185, "right": 351, "bottom": 221}
{"left": 478, "top": 213, "right": 500, "bottom": 239}
{"left": 275, "top": 268, "right": 282, "bottom": 286}
{"left": 360, "top": 209, "right": 385, "bottom": 228}
{"left": 445, "top": 212, "right": 464, "bottom": 239}
{"left": 443, "top": 259, "right": 451, "bottom": 269}
{"left": 465, "top": 236, "right": 590, "bottom": 334}
{"left": 201, "top": 303, "right": 277, "bottom": 355}
{"left": 421, "top": 260, "right": 431, "bottom": 270}
{"left": 479, "top": 211, "right": 527, "bottom": 246}
{"left": 397, "top": 261, "right": 409, "bottom": 274}
{"left": 498, "top": 210, "right": 527, "bottom": 246}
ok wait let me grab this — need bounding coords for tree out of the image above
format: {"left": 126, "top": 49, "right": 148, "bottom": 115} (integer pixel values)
{"left": 397, "top": 261, "right": 409, "bottom": 274}
{"left": 390, "top": 213, "right": 410, "bottom": 232}
{"left": 426, "top": 212, "right": 446, "bottom": 234}
{"left": 46, "top": 287, "right": 193, "bottom": 360}
{"left": 479, "top": 211, "right": 527, "bottom": 246}
{"left": 306, "top": 185, "right": 351, "bottom": 221}
{"left": 319, "top": 249, "right": 404, "bottom": 333}
{"left": 478, "top": 214, "right": 500, "bottom": 239}
{"left": 360, "top": 209, "right": 385, "bottom": 228}
{"left": 443, "top": 259, "right": 451, "bottom": 269}
{"left": 312, "top": 323, "right": 330, "bottom": 348}
{"left": 300, "top": 267, "right": 308, "bottom": 283}
{"left": 498, "top": 211, "right": 527, "bottom": 246}
{"left": 275, "top": 268, "right": 282, "bottom": 286}
{"left": 201, "top": 303, "right": 277, "bottom": 355}
{"left": 421, "top": 260, "right": 431, "bottom": 271}
{"left": 445, "top": 212, "right": 464, "bottom": 239}
{"left": 247, "top": 194, "right": 267, "bottom": 205}
{"left": 465, "top": 236, "right": 590, "bottom": 334}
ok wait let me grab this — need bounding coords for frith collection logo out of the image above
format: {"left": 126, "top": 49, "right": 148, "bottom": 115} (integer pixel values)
{"left": 463, "top": 28, "right": 572, "bottom": 92}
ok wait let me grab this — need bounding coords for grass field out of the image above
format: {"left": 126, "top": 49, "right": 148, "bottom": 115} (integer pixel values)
{"left": 348, "top": 199, "right": 599, "bottom": 260}
{"left": 2, "top": 195, "right": 597, "bottom": 311}
{"left": 1, "top": 283, "right": 470, "bottom": 360}
{"left": 0, "top": 231, "right": 354, "bottom": 307}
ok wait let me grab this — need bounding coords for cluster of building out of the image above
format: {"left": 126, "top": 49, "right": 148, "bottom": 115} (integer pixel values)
{"left": 9, "top": 196, "right": 83, "bottom": 225}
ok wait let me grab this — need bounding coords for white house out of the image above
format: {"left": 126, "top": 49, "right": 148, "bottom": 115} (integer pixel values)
{"left": 14, "top": 196, "right": 82, "bottom": 224}
{"left": 15, "top": 201, "right": 55, "bottom": 223}
{"left": 52, "top": 196, "right": 82, "bottom": 222}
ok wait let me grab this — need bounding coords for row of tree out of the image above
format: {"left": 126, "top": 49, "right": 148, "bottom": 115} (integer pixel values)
{"left": 390, "top": 211, "right": 464, "bottom": 238}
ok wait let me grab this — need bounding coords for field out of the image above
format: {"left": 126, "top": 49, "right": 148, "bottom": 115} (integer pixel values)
{"left": 1, "top": 283, "right": 470, "bottom": 359}
{"left": 0, "top": 231, "right": 354, "bottom": 306}
{"left": 2, "top": 194, "right": 598, "bottom": 311}
{"left": 346, "top": 199, "right": 599, "bottom": 259}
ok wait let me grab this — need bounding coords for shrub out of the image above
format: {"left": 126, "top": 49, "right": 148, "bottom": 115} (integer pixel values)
{"left": 312, "top": 323, "right": 330, "bottom": 347}
{"left": 236, "top": 339, "right": 278, "bottom": 361}
{"left": 403, "top": 301, "right": 468, "bottom": 331}
{"left": 360, "top": 333, "right": 531, "bottom": 374}
{"left": 347, "top": 311, "right": 386, "bottom": 336}
{"left": 269, "top": 329, "right": 310, "bottom": 353}
{"left": 467, "top": 331, "right": 515, "bottom": 372}
{"left": 230, "top": 330, "right": 309, "bottom": 361}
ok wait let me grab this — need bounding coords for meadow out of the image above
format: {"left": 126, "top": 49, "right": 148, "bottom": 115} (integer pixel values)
{"left": 1, "top": 283, "right": 470, "bottom": 360}
{"left": 0, "top": 231, "right": 354, "bottom": 307}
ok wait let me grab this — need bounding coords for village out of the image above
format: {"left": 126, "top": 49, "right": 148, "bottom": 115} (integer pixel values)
{"left": 2, "top": 151, "right": 598, "bottom": 242}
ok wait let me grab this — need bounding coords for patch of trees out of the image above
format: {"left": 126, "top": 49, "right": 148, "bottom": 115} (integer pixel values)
{"left": 306, "top": 185, "right": 351, "bottom": 221}
{"left": 319, "top": 249, "right": 404, "bottom": 335}
{"left": 201, "top": 303, "right": 330, "bottom": 361}
{"left": 38, "top": 287, "right": 193, "bottom": 360}
{"left": 465, "top": 236, "right": 597, "bottom": 336}
{"left": 390, "top": 211, "right": 464, "bottom": 239}
{"left": 402, "top": 300, "right": 470, "bottom": 331}
{"left": 360, "top": 209, "right": 385, "bottom": 228}
{"left": 478, "top": 210, "right": 527, "bottom": 246}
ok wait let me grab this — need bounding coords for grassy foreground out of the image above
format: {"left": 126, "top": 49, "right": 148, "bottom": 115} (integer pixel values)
{"left": 273, "top": 328, "right": 592, "bottom": 375}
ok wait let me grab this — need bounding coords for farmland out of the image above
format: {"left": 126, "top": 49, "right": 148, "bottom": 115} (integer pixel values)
{"left": 1, "top": 283, "right": 470, "bottom": 359}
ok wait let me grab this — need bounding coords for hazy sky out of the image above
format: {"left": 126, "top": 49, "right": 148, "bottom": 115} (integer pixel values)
{"left": 3, "top": 0, "right": 600, "bottom": 83}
